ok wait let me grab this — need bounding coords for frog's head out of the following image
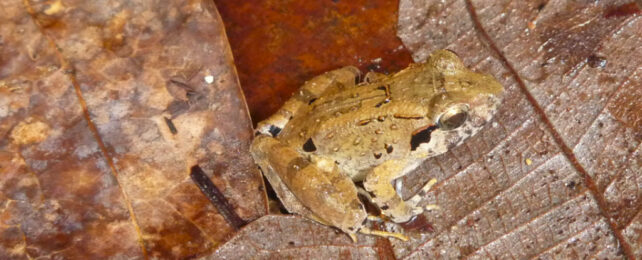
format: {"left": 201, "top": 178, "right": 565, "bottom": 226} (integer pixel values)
{"left": 411, "top": 50, "right": 504, "bottom": 156}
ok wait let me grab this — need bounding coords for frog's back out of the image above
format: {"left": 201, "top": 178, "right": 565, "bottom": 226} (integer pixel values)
{"left": 277, "top": 68, "right": 437, "bottom": 179}
{"left": 273, "top": 50, "right": 503, "bottom": 180}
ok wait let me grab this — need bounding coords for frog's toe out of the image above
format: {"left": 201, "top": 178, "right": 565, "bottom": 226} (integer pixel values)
{"left": 425, "top": 204, "right": 441, "bottom": 211}
{"left": 359, "top": 227, "right": 409, "bottom": 241}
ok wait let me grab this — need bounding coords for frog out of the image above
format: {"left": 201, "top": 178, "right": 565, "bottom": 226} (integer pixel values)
{"left": 250, "top": 50, "right": 504, "bottom": 241}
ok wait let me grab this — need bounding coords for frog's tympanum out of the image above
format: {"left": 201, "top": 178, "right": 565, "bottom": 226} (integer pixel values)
{"left": 251, "top": 50, "right": 504, "bottom": 241}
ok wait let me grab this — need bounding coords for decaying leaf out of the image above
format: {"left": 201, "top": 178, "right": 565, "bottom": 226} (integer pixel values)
{"left": 0, "top": 0, "right": 265, "bottom": 258}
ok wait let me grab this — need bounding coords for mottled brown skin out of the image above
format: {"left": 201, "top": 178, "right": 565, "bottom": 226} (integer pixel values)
{"left": 251, "top": 50, "right": 504, "bottom": 239}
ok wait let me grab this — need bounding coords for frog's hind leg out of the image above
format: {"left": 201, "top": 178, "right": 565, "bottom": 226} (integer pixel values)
{"left": 255, "top": 66, "right": 361, "bottom": 137}
{"left": 363, "top": 159, "right": 427, "bottom": 223}
{"left": 250, "top": 135, "right": 367, "bottom": 237}
{"left": 252, "top": 137, "right": 320, "bottom": 221}
{"left": 359, "top": 227, "right": 409, "bottom": 241}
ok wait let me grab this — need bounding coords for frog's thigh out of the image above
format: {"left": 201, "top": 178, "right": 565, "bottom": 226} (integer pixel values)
{"left": 250, "top": 135, "right": 367, "bottom": 234}
{"left": 363, "top": 159, "right": 423, "bottom": 223}
{"left": 251, "top": 137, "right": 317, "bottom": 219}
{"left": 255, "top": 66, "right": 361, "bottom": 136}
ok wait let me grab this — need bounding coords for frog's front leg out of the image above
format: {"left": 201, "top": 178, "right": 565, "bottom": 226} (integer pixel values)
{"left": 256, "top": 66, "right": 360, "bottom": 137}
{"left": 250, "top": 134, "right": 367, "bottom": 236}
{"left": 364, "top": 160, "right": 427, "bottom": 223}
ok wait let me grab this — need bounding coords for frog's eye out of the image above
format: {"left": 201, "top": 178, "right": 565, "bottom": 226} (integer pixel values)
{"left": 437, "top": 104, "right": 469, "bottom": 130}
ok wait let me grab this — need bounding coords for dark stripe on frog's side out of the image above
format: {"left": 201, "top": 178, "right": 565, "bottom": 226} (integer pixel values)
{"left": 410, "top": 125, "right": 438, "bottom": 151}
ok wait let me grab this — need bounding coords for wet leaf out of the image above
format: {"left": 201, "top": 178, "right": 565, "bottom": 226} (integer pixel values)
{"left": 216, "top": 0, "right": 414, "bottom": 123}
{"left": 215, "top": 0, "right": 641, "bottom": 259}
{"left": 0, "top": 0, "right": 265, "bottom": 258}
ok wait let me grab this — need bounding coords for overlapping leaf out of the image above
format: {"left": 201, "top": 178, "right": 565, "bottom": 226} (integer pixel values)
{"left": 1, "top": 0, "right": 639, "bottom": 259}
{"left": 0, "top": 0, "right": 265, "bottom": 258}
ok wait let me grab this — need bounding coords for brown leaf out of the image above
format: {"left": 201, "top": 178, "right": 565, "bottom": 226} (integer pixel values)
{"left": 211, "top": 215, "right": 383, "bottom": 259}
{"left": 215, "top": 0, "right": 641, "bottom": 259}
{"left": 0, "top": 0, "right": 265, "bottom": 258}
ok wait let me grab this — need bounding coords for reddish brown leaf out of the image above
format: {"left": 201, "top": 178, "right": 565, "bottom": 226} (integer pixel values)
{"left": 216, "top": 0, "right": 414, "bottom": 123}
{"left": 0, "top": 0, "right": 265, "bottom": 258}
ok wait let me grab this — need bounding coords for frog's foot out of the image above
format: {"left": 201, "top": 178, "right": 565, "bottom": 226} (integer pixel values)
{"left": 352, "top": 215, "right": 410, "bottom": 241}
{"left": 364, "top": 160, "right": 428, "bottom": 223}
{"left": 359, "top": 227, "right": 409, "bottom": 241}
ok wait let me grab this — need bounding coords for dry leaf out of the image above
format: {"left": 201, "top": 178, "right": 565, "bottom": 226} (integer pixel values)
{"left": 0, "top": 0, "right": 265, "bottom": 258}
